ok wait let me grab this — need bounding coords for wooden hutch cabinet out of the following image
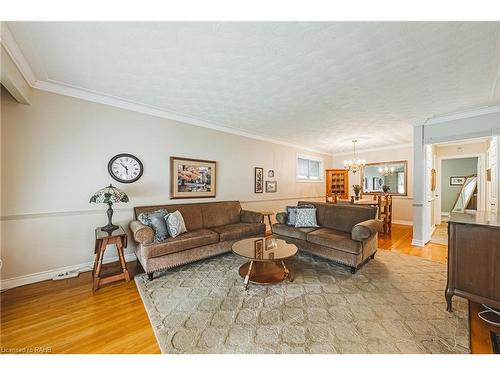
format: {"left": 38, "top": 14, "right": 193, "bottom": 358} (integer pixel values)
{"left": 326, "top": 169, "right": 349, "bottom": 200}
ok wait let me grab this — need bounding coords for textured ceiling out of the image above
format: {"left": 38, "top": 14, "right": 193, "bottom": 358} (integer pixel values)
{"left": 7, "top": 22, "right": 500, "bottom": 153}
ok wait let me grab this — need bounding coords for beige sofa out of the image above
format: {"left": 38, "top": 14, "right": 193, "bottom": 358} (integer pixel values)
{"left": 272, "top": 201, "right": 382, "bottom": 273}
{"left": 129, "top": 201, "right": 265, "bottom": 280}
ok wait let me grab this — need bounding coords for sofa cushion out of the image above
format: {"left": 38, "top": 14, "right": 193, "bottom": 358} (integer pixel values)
{"left": 273, "top": 223, "right": 318, "bottom": 241}
{"left": 135, "top": 204, "right": 204, "bottom": 231}
{"left": 165, "top": 210, "right": 187, "bottom": 238}
{"left": 307, "top": 228, "right": 362, "bottom": 255}
{"left": 211, "top": 223, "right": 266, "bottom": 241}
{"left": 141, "top": 229, "right": 219, "bottom": 258}
{"left": 137, "top": 209, "right": 169, "bottom": 242}
{"left": 286, "top": 204, "right": 315, "bottom": 226}
{"left": 202, "top": 201, "right": 242, "bottom": 228}
{"left": 295, "top": 207, "right": 319, "bottom": 228}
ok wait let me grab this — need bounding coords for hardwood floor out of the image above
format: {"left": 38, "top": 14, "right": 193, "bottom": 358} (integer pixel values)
{"left": 0, "top": 224, "right": 453, "bottom": 354}
{"left": 1, "top": 261, "right": 160, "bottom": 354}
{"left": 378, "top": 224, "right": 448, "bottom": 262}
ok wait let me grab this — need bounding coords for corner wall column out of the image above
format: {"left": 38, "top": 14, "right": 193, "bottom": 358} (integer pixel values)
{"left": 412, "top": 125, "right": 426, "bottom": 246}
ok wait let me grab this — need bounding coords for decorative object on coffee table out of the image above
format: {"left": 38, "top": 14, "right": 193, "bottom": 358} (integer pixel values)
{"left": 265, "top": 180, "right": 277, "bottom": 193}
{"left": 93, "top": 226, "right": 129, "bottom": 292}
{"left": 232, "top": 236, "right": 297, "bottom": 290}
{"left": 260, "top": 211, "right": 274, "bottom": 234}
{"left": 89, "top": 184, "right": 129, "bottom": 231}
{"left": 170, "top": 156, "right": 216, "bottom": 199}
{"left": 254, "top": 167, "right": 264, "bottom": 193}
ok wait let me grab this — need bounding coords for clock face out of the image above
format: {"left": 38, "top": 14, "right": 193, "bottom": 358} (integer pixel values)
{"left": 108, "top": 154, "right": 143, "bottom": 183}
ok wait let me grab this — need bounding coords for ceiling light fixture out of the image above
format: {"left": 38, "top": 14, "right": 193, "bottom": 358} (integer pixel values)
{"left": 344, "top": 140, "right": 365, "bottom": 174}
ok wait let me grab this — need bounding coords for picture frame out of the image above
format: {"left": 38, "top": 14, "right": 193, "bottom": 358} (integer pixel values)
{"left": 450, "top": 176, "right": 466, "bottom": 186}
{"left": 254, "top": 167, "right": 264, "bottom": 193}
{"left": 268, "top": 170, "right": 275, "bottom": 178}
{"left": 170, "top": 156, "right": 216, "bottom": 199}
{"left": 265, "top": 180, "right": 277, "bottom": 193}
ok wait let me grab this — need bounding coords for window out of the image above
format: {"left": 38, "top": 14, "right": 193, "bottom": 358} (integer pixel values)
{"left": 297, "top": 155, "right": 324, "bottom": 181}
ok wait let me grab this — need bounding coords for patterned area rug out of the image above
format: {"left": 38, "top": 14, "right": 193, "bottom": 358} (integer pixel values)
{"left": 135, "top": 250, "right": 468, "bottom": 354}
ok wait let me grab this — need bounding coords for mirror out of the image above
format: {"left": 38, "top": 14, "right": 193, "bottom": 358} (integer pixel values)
{"left": 361, "top": 160, "right": 408, "bottom": 196}
{"left": 452, "top": 175, "right": 477, "bottom": 212}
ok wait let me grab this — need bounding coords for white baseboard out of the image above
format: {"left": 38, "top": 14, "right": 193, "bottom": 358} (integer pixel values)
{"left": 411, "top": 239, "right": 426, "bottom": 247}
{"left": 0, "top": 253, "right": 137, "bottom": 291}
{"left": 392, "top": 220, "right": 413, "bottom": 226}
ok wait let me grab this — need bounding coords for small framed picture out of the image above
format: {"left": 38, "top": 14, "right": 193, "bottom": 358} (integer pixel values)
{"left": 268, "top": 170, "right": 274, "bottom": 178}
{"left": 254, "top": 167, "right": 264, "bottom": 193}
{"left": 450, "top": 176, "right": 466, "bottom": 186}
{"left": 265, "top": 181, "right": 277, "bottom": 193}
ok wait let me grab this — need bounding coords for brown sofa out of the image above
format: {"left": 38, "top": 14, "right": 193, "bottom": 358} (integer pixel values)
{"left": 272, "top": 201, "right": 382, "bottom": 273}
{"left": 129, "top": 201, "right": 266, "bottom": 279}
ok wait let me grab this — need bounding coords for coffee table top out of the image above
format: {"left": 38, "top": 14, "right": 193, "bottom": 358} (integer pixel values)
{"left": 232, "top": 236, "right": 297, "bottom": 261}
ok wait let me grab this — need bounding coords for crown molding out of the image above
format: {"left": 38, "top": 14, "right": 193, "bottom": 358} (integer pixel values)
{"left": 0, "top": 21, "right": 36, "bottom": 85}
{"left": 0, "top": 22, "right": 331, "bottom": 157}
{"left": 332, "top": 142, "right": 414, "bottom": 157}
{"left": 33, "top": 79, "right": 331, "bottom": 156}
{"left": 413, "top": 105, "right": 500, "bottom": 127}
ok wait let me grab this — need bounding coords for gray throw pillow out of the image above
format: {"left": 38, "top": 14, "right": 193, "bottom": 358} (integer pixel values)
{"left": 286, "top": 204, "right": 315, "bottom": 226}
{"left": 165, "top": 210, "right": 187, "bottom": 238}
{"left": 138, "top": 209, "right": 169, "bottom": 242}
{"left": 285, "top": 206, "right": 299, "bottom": 226}
{"left": 295, "top": 207, "right": 319, "bottom": 228}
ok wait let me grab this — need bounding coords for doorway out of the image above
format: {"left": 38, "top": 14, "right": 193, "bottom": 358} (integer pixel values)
{"left": 428, "top": 138, "right": 490, "bottom": 246}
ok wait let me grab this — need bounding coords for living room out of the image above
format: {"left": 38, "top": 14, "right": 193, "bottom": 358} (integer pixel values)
{"left": 1, "top": 1, "right": 500, "bottom": 372}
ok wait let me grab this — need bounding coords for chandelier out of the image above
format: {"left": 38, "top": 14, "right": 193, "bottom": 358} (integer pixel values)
{"left": 378, "top": 166, "right": 395, "bottom": 177}
{"left": 343, "top": 140, "right": 365, "bottom": 174}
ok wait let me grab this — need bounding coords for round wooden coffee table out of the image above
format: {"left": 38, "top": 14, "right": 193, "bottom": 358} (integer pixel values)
{"left": 232, "top": 237, "right": 297, "bottom": 289}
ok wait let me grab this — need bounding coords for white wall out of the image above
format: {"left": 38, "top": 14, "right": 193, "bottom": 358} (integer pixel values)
{"left": 331, "top": 145, "right": 414, "bottom": 224}
{"left": 0, "top": 88, "right": 331, "bottom": 287}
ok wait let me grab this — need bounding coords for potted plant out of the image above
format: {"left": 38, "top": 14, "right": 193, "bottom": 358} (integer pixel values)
{"left": 353, "top": 184, "right": 362, "bottom": 200}
{"left": 382, "top": 185, "right": 390, "bottom": 193}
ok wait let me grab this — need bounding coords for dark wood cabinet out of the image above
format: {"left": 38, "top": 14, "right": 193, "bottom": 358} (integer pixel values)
{"left": 446, "top": 211, "right": 500, "bottom": 312}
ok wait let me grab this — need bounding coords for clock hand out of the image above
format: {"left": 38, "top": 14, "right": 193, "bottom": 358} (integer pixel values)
{"left": 120, "top": 162, "right": 129, "bottom": 172}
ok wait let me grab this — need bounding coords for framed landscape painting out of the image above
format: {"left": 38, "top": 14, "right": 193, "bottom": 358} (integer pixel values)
{"left": 170, "top": 156, "right": 216, "bottom": 199}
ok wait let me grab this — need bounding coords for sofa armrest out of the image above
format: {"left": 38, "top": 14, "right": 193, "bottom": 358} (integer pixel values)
{"left": 240, "top": 210, "right": 263, "bottom": 224}
{"left": 129, "top": 220, "right": 154, "bottom": 245}
{"left": 351, "top": 219, "right": 383, "bottom": 241}
{"left": 275, "top": 212, "right": 287, "bottom": 225}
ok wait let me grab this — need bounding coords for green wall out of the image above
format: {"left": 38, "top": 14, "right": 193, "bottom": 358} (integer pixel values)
{"left": 441, "top": 157, "right": 477, "bottom": 212}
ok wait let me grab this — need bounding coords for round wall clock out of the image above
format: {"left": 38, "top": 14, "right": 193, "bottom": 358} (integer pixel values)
{"left": 108, "top": 153, "right": 143, "bottom": 183}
